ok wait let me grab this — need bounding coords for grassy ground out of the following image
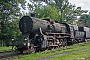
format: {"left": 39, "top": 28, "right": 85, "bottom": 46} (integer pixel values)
{"left": 50, "top": 49, "right": 90, "bottom": 60}
{"left": 0, "top": 46, "right": 12, "bottom": 51}
{"left": 15, "top": 42, "right": 90, "bottom": 60}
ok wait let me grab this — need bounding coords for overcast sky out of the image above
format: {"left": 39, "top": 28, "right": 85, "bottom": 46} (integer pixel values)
{"left": 22, "top": 0, "right": 90, "bottom": 14}
{"left": 69, "top": 0, "right": 90, "bottom": 12}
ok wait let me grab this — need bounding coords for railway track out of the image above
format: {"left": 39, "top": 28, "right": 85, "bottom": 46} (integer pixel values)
{"left": 0, "top": 50, "right": 20, "bottom": 60}
{"left": 0, "top": 50, "right": 15, "bottom": 57}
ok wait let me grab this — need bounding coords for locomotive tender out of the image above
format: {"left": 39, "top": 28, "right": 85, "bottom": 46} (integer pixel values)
{"left": 16, "top": 16, "right": 90, "bottom": 53}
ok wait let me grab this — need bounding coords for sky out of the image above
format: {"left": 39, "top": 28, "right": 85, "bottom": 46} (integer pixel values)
{"left": 21, "top": 0, "right": 90, "bottom": 14}
{"left": 69, "top": 0, "right": 90, "bottom": 12}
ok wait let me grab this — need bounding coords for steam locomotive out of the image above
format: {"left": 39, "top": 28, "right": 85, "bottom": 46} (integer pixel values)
{"left": 15, "top": 16, "right": 90, "bottom": 53}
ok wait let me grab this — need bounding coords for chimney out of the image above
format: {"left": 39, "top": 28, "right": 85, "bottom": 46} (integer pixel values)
{"left": 31, "top": 13, "right": 36, "bottom": 17}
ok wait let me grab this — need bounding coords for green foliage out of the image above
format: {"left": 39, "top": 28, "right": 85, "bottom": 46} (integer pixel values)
{"left": 0, "top": 0, "right": 25, "bottom": 44}
{"left": 35, "top": 5, "right": 60, "bottom": 21}
{"left": 55, "top": 0, "right": 84, "bottom": 23}
{"left": 7, "top": 19, "right": 21, "bottom": 40}
{"left": 0, "top": 18, "right": 21, "bottom": 43}
{"left": 79, "top": 14, "right": 90, "bottom": 27}
{"left": 28, "top": 0, "right": 86, "bottom": 24}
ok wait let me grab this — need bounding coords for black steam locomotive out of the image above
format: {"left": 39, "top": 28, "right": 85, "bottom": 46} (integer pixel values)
{"left": 16, "top": 16, "right": 90, "bottom": 53}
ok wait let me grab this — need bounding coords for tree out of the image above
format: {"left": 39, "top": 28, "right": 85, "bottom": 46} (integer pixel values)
{"left": 63, "top": 4, "right": 83, "bottom": 23}
{"left": 33, "top": 0, "right": 68, "bottom": 22}
{"left": 35, "top": 5, "right": 60, "bottom": 21}
{"left": 40, "top": 0, "right": 78, "bottom": 23}
{"left": 79, "top": 14, "right": 90, "bottom": 27}
{"left": 27, "top": 0, "right": 47, "bottom": 13}
{"left": 0, "top": 0, "right": 25, "bottom": 46}
{"left": 27, "top": 0, "right": 89, "bottom": 25}
{"left": 43, "top": 0, "right": 85, "bottom": 24}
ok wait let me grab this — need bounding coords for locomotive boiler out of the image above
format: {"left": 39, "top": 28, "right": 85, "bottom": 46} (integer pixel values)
{"left": 19, "top": 16, "right": 67, "bottom": 35}
{"left": 19, "top": 16, "right": 51, "bottom": 34}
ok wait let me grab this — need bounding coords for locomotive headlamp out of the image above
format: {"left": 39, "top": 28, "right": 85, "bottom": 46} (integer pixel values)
{"left": 24, "top": 38, "right": 27, "bottom": 41}
{"left": 24, "top": 43, "right": 26, "bottom": 45}
{"left": 12, "top": 39, "right": 14, "bottom": 41}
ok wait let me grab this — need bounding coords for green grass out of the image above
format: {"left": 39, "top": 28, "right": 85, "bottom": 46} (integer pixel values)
{"left": 0, "top": 46, "right": 12, "bottom": 51}
{"left": 50, "top": 49, "right": 90, "bottom": 60}
{"left": 15, "top": 43, "right": 90, "bottom": 60}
